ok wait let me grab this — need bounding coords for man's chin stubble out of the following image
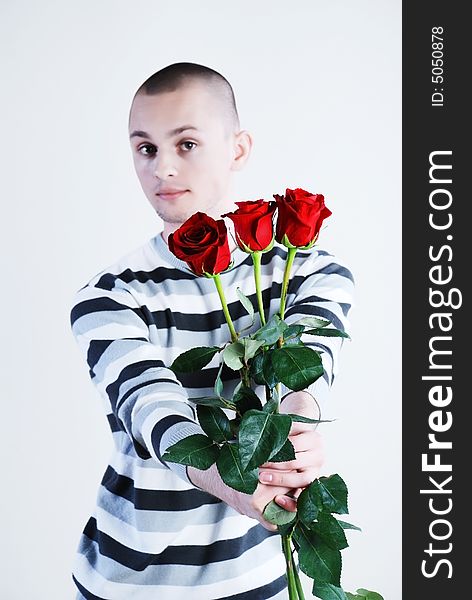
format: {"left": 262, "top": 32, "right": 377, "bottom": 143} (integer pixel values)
{"left": 153, "top": 200, "right": 222, "bottom": 226}
{"left": 153, "top": 206, "right": 197, "bottom": 225}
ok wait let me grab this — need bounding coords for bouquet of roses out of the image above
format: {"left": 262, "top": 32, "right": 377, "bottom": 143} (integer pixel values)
{"left": 161, "top": 188, "right": 383, "bottom": 600}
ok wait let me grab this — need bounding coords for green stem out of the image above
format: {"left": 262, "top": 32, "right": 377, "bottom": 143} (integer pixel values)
{"left": 279, "top": 247, "right": 297, "bottom": 321}
{"left": 240, "top": 366, "right": 251, "bottom": 388}
{"left": 274, "top": 322, "right": 286, "bottom": 413}
{"left": 292, "top": 556, "right": 306, "bottom": 600}
{"left": 251, "top": 251, "right": 266, "bottom": 326}
{"left": 275, "top": 381, "right": 281, "bottom": 413}
{"left": 264, "top": 384, "right": 270, "bottom": 403}
{"left": 213, "top": 274, "right": 238, "bottom": 342}
{"left": 282, "top": 533, "right": 299, "bottom": 600}
{"left": 274, "top": 246, "right": 297, "bottom": 414}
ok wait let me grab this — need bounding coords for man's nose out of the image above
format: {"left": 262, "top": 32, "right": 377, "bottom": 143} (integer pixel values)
{"left": 153, "top": 151, "right": 178, "bottom": 178}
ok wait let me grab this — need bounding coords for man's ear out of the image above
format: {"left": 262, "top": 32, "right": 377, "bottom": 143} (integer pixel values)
{"left": 230, "top": 130, "right": 253, "bottom": 171}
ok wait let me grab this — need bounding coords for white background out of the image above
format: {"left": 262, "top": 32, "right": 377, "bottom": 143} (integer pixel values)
{"left": 0, "top": 1, "right": 401, "bottom": 598}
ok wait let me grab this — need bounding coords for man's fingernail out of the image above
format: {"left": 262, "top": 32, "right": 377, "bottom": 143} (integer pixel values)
{"left": 259, "top": 472, "right": 273, "bottom": 483}
{"left": 277, "top": 496, "right": 286, "bottom": 506}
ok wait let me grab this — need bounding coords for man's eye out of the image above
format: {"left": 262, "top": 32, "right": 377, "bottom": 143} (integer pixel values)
{"left": 180, "top": 141, "right": 196, "bottom": 151}
{"left": 138, "top": 144, "right": 156, "bottom": 156}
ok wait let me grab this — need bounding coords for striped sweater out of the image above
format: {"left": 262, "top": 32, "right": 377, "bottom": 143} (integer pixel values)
{"left": 69, "top": 231, "right": 354, "bottom": 599}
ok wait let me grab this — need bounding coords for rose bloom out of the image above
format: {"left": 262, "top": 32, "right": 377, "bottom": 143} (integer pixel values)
{"left": 274, "top": 188, "right": 332, "bottom": 248}
{"left": 168, "top": 212, "right": 232, "bottom": 276}
{"left": 222, "top": 199, "right": 276, "bottom": 252}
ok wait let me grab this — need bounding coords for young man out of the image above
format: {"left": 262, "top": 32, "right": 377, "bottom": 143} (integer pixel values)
{"left": 70, "top": 62, "right": 354, "bottom": 599}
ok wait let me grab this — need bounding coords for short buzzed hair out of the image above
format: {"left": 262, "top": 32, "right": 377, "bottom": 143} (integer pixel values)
{"left": 130, "top": 62, "right": 240, "bottom": 137}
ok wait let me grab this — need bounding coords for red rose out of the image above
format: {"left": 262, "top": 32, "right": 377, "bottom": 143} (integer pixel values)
{"left": 168, "top": 212, "right": 232, "bottom": 276}
{"left": 274, "top": 188, "right": 332, "bottom": 248}
{"left": 222, "top": 199, "right": 276, "bottom": 252}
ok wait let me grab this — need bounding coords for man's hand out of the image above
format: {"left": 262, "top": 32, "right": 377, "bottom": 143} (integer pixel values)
{"left": 187, "top": 390, "right": 324, "bottom": 530}
{"left": 187, "top": 462, "right": 293, "bottom": 531}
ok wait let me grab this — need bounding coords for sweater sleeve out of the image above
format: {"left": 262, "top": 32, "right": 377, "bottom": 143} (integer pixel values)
{"left": 278, "top": 249, "right": 355, "bottom": 409}
{"left": 69, "top": 273, "right": 204, "bottom": 485}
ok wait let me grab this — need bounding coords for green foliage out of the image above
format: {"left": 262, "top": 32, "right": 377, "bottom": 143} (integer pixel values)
{"left": 223, "top": 341, "right": 245, "bottom": 370}
{"left": 345, "top": 590, "right": 384, "bottom": 600}
{"left": 216, "top": 442, "right": 259, "bottom": 494}
{"left": 262, "top": 350, "right": 280, "bottom": 389}
{"left": 313, "top": 513, "right": 349, "bottom": 550}
{"left": 294, "top": 524, "right": 342, "bottom": 586}
{"left": 248, "top": 351, "right": 265, "bottom": 385}
{"left": 314, "top": 583, "right": 349, "bottom": 600}
{"left": 263, "top": 500, "right": 297, "bottom": 526}
{"left": 196, "top": 405, "right": 233, "bottom": 444}
{"left": 238, "top": 409, "right": 292, "bottom": 471}
{"left": 236, "top": 287, "right": 255, "bottom": 320}
{"left": 252, "top": 313, "right": 288, "bottom": 345}
{"left": 271, "top": 345, "right": 324, "bottom": 391}
{"left": 337, "top": 520, "right": 362, "bottom": 532}
{"left": 267, "top": 438, "right": 296, "bottom": 462}
{"left": 316, "top": 474, "right": 349, "bottom": 514}
{"left": 297, "top": 484, "right": 322, "bottom": 527}
{"left": 242, "top": 337, "right": 266, "bottom": 360}
{"left": 262, "top": 397, "right": 278, "bottom": 414}
{"left": 295, "top": 316, "right": 332, "bottom": 328}
{"left": 298, "top": 475, "right": 349, "bottom": 520}
{"left": 263, "top": 472, "right": 372, "bottom": 598}
{"left": 283, "top": 323, "right": 305, "bottom": 345}
{"left": 232, "top": 385, "right": 263, "bottom": 415}
{"left": 304, "top": 327, "right": 350, "bottom": 339}
{"left": 287, "top": 413, "right": 330, "bottom": 424}
{"left": 161, "top": 434, "right": 219, "bottom": 470}
{"left": 214, "top": 361, "right": 224, "bottom": 397}
{"left": 189, "top": 396, "right": 236, "bottom": 410}
{"left": 170, "top": 346, "right": 220, "bottom": 372}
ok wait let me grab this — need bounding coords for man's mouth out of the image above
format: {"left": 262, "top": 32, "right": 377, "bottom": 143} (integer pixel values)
{"left": 156, "top": 188, "right": 188, "bottom": 200}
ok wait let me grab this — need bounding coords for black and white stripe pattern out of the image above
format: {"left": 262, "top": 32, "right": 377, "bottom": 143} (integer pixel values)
{"left": 69, "top": 232, "right": 354, "bottom": 598}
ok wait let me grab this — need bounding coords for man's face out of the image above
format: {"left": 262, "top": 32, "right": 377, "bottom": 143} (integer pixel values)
{"left": 128, "top": 83, "right": 243, "bottom": 236}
